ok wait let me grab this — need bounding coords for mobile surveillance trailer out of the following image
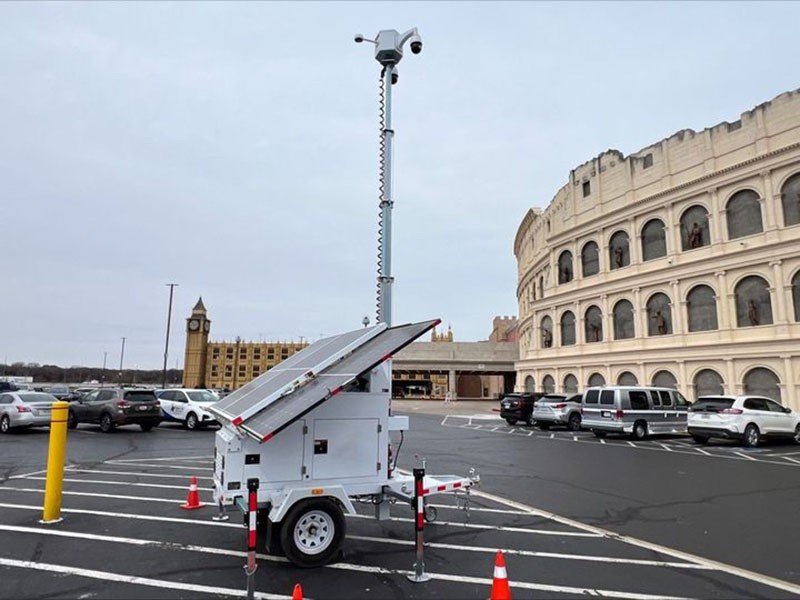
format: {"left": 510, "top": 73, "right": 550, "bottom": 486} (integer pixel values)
{"left": 208, "top": 319, "right": 478, "bottom": 568}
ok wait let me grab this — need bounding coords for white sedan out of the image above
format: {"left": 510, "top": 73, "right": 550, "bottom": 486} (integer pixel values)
{"left": 156, "top": 388, "right": 219, "bottom": 430}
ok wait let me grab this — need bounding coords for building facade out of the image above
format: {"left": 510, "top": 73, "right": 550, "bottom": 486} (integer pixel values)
{"left": 182, "top": 298, "right": 307, "bottom": 390}
{"left": 514, "top": 89, "right": 800, "bottom": 409}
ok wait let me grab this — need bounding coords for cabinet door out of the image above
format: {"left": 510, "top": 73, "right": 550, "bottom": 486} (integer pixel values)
{"left": 311, "top": 418, "right": 379, "bottom": 480}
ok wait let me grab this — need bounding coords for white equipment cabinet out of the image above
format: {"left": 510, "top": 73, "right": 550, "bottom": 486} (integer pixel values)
{"left": 208, "top": 319, "right": 478, "bottom": 567}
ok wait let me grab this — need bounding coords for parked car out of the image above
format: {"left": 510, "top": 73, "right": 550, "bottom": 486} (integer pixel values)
{"left": 68, "top": 387, "right": 161, "bottom": 432}
{"left": 499, "top": 392, "right": 544, "bottom": 425}
{"left": 47, "top": 385, "right": 72, "bottom": 400}
{"left": 532, "top": 393, "right": 583, "bottom": 431}
{"left": 0, "top": 381, "right": 19, "bottom": 393}
{"left": 156, "top": 388, "right": 219, "bottom": 430}
{"left": 688, "top": 395, "right": 800, "bottom": 447}
{"left": 581, "top": 385, "right": 691, "bottom": 439}
{"left": 0, "top": 391, "right": 57, "bottom": 433}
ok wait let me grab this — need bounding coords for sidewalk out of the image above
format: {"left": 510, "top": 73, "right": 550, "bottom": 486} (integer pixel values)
{"left": 391, "top": 398, "right": 498, "bottom": 417}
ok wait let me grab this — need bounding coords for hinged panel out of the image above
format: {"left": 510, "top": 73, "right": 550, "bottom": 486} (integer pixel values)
{"left": 311, "top": 418, "right": 380, "bottom": 480}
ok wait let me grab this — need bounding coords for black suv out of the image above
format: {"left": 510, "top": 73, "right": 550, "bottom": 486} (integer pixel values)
{"left": 499, "top": 392, "right": 545, "bottom": 425}
{"left": 0, "top": 381, "right": 19, "bottom": 393}
{"left": 68, "top": 387, "right": 161, "bottom": 432}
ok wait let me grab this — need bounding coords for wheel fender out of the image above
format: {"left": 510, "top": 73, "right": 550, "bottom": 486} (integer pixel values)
{"left": 268, "top": 485, "right": 355, "bottom": 523}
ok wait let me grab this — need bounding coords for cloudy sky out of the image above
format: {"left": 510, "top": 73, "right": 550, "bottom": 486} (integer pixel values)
{"left": 2, "top": 2, "right": 798, "bottom": 369}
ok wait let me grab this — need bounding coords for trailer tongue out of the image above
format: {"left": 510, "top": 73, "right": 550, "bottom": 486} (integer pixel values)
{"left": 208, "top": 319, "right": 479, "bottom": 568}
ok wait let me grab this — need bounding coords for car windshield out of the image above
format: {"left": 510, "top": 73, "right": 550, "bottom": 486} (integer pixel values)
{"left": 691, "top": 397, "right": 734, "bottom": 412}
{"left": 20, "top": 393, "right": 56, "bottom": 403}
{"left": 124, "top": 391, "right": 157, "bottom": 402}
{"left": 187, "top": 391, "right": 218, "bottom": 403}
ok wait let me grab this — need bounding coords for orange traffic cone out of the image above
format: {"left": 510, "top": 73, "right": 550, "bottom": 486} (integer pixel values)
{"left": 489, "top": 550, "right": 511, "bottom": 600}
{"left": 291, "top": 583, "right": 303, "bottom": 600}
{"left": 180, "top": 476, "right": 206, "bottom": 510}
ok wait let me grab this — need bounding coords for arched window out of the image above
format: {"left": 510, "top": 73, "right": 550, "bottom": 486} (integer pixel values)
{"left": 646, "top": 292, "right": 673, "bottom": 336}
{"left": 743, "top": 367, "right": 781, "bottom": 402}
{"left": 641, "top": 219, "right": 667, "bottom": 261}
{"left": 584, "top": 306, "right": 603, "bottom": 343}
{"left": 524, "top": 376, "right": 535, "bottom": 393}
{"left": 612, "top": 299, "right": 635, "bottom": 340}
{"left": 726, "top": 190, "right": 763, "bottom": 240}
{"left": 558, "top": 251, "right": 574, "bottom": 284}
{"left": 652, "top": 370, "right": 678, "bottom": 389}
{"left": 680, "top": 205, "right": 710, "bottom": 250}
{"left": 694, "top": 369, "right": 724, "bottom": 398}
{"left": 581, "top": 241, "right": 600, "bottom": 277}
{"left": 563, "top": 374, "right": 578, "bottom": 393}
{"left": 541, "top": 316, "right": 554, "bottom": 348}
{"left": 686, "top": 284, "right": 718, "bottom": 332}
{"left": 734, "top": 276, "right": 773, "bottom": 327}
{"left": 617, "top": 371, "right": 638, "bottom": 386}
{"left": 780, "top": 172, "right": 800, "bottom": 227}
{"left": 560, "top": 311, "right": 576, "bottom": 346}
{"left": 793, "top": 271, "right": 800, "bottom": 322}
{"left": 587, "top": 373, "right": 606, "bottom": 387}
{"left": 609, "top": 231, "right": 630, "bottom": 270}
{"left": 539, "top": 275, "right": 544, "bottom": 298}
{"left": 542, "top": 375, "right": 555, "bottom": 394}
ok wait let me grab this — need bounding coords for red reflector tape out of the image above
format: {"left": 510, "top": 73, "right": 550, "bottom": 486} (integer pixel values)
{"left": 248, "top": 530, "right": 256, "bottom": 549}
{"left": 261, "top": 433, "right": 274, "bottom": 442}
{"left": 416, "top": 513, "right": 424, "bottom": 528}
{"left": 330, "top": 386, "right": 342, "bottom": 397}
{"left": 232, "top": 417, "right": 243, "bottom": 426}
{"left": 454, "top": 482, "right": 462, "bottom": 489}
{"left": 437, "top": 485, "right": 446, "bottom": 492}
{"left": 421, "top": 489, "right": 430, "bottom": 496}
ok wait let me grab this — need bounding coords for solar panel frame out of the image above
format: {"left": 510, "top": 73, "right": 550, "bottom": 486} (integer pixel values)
{"left": 209, "top": 324, "right": 386, "bottom": 422}
{"left": 237, "top": 319, "right": 439, "bottom": 442}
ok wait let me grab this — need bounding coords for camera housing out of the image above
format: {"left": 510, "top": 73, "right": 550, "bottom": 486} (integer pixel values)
{"left": 409, "top": 33, "right": 423, "bottom": 54}
{"left": 354, "top": 33, "right": 365, "bottom": 43}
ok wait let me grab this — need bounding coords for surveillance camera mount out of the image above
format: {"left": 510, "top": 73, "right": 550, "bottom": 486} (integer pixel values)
{"left": 355, "top": 27, "right": 422, "bottom": 327}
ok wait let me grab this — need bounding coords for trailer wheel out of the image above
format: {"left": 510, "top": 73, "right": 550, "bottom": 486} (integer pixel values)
{"left": 280, "top": 498, "right": 345, "bottom": 568}
{"left": 424, "top": 504, "right": 438, "bottom": 523}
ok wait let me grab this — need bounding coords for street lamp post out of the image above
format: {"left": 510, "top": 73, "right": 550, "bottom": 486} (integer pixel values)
{"left": 162, "top": 283, "right": 178, "bottom": 389}
{"left": 355, "top": 27, "right": 423, "bottom": 327}
{"left": 118, "top": 336, "right": 126, "bottom": 384}
{"left": 101, "top": 351, "right": 107, "bottom": 388}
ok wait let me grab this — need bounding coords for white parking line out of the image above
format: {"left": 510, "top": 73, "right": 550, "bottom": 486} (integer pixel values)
{"left": 0, "top": 557, "right": 290, "bottom": 599}
{"left": 660, "top": 444, "right": 673, "bottom": 451}
{"left": 0, "top": 487, "right": 183, "bottom": 504}
{"left": 109, "top": 456, "right": 211, "bottom": 463}
{"left": 23, "top": 476, "right": 214, "bottom": 492}
{"left": 103, "top": 461, "right": 213, "bottom": 471}
{"left": 347, "top": 534, "right": 710, "bottom": 569}
{"left": 7, "top": 469, "right": 48, "bottom": 480}
{"left": 472, "top": 489, "right": 800, "bottom": 597}
{"left": 782, "top": 456, "right": 800, "bottom": 465}
{"left": 733, "top": 452, "right": 757, "bottom": 461}
{"left": 64, "top": 469, "right": 214, "bottom": 481}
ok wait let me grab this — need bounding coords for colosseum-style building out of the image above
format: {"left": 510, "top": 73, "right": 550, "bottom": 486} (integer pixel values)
{"left": 514, "top": 89, "right": 800, "bottom": 409}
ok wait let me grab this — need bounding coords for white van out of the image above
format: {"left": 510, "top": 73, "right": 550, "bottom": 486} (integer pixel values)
{"left": 581, "top": 386, "right": 691, "bottom": 439}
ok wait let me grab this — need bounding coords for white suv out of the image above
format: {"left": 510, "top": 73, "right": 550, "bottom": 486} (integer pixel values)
{"left": 157, "top": 388, "right": 219, "bottom": 430}
{"left": 688, "top": 395, "right": 800, "bottom": 447}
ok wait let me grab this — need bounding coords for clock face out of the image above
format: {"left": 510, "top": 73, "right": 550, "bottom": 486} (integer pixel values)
{"left": 188, "top": 319, "right": 200, "bottom": 331}
{"left": 203, "top": 321, "right": 210, "bottom": 332}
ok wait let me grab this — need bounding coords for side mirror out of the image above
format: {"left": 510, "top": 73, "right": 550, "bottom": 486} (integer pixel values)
{"left": 785, "top": 406, "right": 792, "bottom": 414}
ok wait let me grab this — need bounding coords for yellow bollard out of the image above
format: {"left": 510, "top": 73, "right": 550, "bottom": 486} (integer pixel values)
{"left": 41, "top": 401, "right": 69, "bottom": 523}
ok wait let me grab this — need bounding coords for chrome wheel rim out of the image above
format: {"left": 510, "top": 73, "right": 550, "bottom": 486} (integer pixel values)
{"left": 293, "top": 510, "right": 334, "bottom": 556}
{"left": 746, "top": 427, "right": 758, "bottom": 446}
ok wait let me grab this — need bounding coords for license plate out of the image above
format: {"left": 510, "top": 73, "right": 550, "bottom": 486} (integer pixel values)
{"left": 138, "top": 405, "right": 150, "bottom": 411}
{"left": 601, "top": 411, "right": 611, "bottom": 418}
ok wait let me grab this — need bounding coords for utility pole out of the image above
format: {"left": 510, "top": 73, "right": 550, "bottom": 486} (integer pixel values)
{"left": 101, "top": 351, "right": 107, "bottom": 387}
{"left": 162, "top": 283, "right": 178, "bottom": 389}
{"left": 119, "top": 337, "right": 126, "bottom": 384}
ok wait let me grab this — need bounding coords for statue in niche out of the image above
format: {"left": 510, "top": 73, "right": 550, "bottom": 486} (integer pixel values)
{"left": 687, "top": 222, "right": 703, "bottom": 249}
{"left": 588, "top": 321, "right": 601, "bottom": 342}
{"left": 560, "top": 265, "right": 571, "bottom": 282}
{"left": 653, "top": 310, "right": 667, "bottom": 335}
{"left": 747, "top": 300, "right": 759, "bottom": 326}
{"left": 614, "top": 246, "right": 624, "bottom": 268}
{"left": 542, "top": 328, "right": 552, "bottom": 348}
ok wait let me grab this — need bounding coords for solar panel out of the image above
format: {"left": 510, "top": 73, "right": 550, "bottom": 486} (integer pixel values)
{"left": 210, "top": 324, "right": 386, "bottom": 423}
{"left": 232, "top": 319, "right": 439, "bottom": 442}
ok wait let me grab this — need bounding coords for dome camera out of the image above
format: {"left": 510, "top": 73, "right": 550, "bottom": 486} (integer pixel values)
{"left": 354, "top": 33, "right": 365, "bottom": 43}
{"left": 409, "top": 33, "right": 423, "bottom": 54}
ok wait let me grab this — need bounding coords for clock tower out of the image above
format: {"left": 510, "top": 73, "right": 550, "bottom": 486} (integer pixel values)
{"left": 183, "top": 297, "right": 211, "bottom": 388}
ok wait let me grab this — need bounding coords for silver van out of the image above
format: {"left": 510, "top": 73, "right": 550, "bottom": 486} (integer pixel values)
{"left": 581, "top": 386, "right": 691, "bottom": 439}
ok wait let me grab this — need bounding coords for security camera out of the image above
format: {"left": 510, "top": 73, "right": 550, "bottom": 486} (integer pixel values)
{"left": 354, "top": 33, "right": 365, "bottom": 43}
{"left": 409, "top": 33, "right": 423, "bottom": 54}
{"left": 391, "top": 69, "right": 399, "bottom": 85}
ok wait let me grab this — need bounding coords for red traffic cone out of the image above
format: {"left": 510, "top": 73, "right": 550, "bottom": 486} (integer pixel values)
{"left": 292, "top": 583, "right": 303, "bottom": 600}
{"left": 180, "top": 476, "right": 206, "bottom": 510}
{"left": 489, "top": 550, "right": 511, "bottom": 600}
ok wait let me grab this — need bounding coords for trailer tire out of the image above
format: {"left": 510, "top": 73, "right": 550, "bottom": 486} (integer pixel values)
{"left": 280, "top": 498, "right": 345, "bottom": 568}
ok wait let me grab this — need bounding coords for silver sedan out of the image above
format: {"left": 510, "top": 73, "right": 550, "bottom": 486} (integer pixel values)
{"left": 0, "top": 392, "right": 57, "bottom": 432}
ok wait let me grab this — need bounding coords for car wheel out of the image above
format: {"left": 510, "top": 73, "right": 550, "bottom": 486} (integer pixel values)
{"left": 567, "top": 413, "right": 582, "bottom": 432}
{"left": 525, "top": 416, "right": 534, "bottom": 426}
{"left": 67, "top": 411, "right": 78, "bottom": 429}
{"left": 280, "top": 498, "right": 346, "bottom": 568}
{"left": 631, "top": 420, "right": 647, "bottom": 440}
{"left": 505, "top": 418, "right": 518, "bottom": 426}
{"left": 99, "top": 413, "right": 115, "bottom": 433}
{"left": 794, "top": 425, "right": 800, "bottom": 445}
{"left": 185, "top": 413, "right": 199, "bottom": 430}
{"left": 537, "top": 422, "right": 551, "bottom": 430}
{"left": 0, "top": 415, "right": 10, "bottom": 434}
{"left": 592, "top": 429, "right": 607, "bottom": 438}
{"left": 691, "top": 435, "right": 709, "bottom": 445}
{"left": 743, "top": 423, "right": 760, "bottom": 448}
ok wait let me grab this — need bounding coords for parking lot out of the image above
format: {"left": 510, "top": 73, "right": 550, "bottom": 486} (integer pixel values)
{"left": 1, "top": 407, "right": 799, "bottom": 599}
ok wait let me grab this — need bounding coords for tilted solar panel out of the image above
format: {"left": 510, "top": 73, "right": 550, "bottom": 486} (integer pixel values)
{"left": 237, "top": 319, "right": 439, "bottom": 442}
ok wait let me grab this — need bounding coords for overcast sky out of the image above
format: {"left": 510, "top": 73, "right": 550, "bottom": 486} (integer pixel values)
{"left": 2, "top": 2, "right": 799, "bottom": 369}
